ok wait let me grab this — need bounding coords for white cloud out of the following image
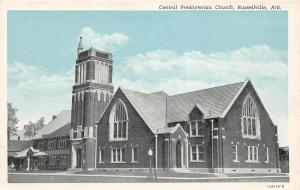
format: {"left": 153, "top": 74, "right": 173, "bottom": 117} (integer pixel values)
{"left": 122, "top": 46, "right": 287, "bottom": 81}
{"left": 8, "top": 62, "right": 74, "bottom": 129}
{"left": 210, "top": 44, "right": 286, "bottom": 63}
{"left": 8, "top": 62, "right": 40, "bottom": 80}
{"left": 79, "top": 27, "right": 128, "bottom": 51}
{"left": 115, "top": 45, "right": 288, "bottom": 146}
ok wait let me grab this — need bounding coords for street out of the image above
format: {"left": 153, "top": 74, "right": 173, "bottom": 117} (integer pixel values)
{"left": 8, "top": 172, "right": 289, "bottom": 183}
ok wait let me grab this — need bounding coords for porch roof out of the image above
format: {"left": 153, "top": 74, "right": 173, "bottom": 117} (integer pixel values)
{"left": 14, "top": 146, "right": 47, "bottom": 158}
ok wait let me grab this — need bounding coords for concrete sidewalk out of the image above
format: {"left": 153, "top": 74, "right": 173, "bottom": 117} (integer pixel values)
{"left": 9, "top": 169, "right": 289, "bottom": 179}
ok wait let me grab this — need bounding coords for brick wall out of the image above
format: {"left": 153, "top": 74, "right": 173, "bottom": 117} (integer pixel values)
{"left": 168, "top": 115, "right": 215, "bottom": 170}
{"left": 220, "top": 82, "right": 279, "bottom": 172}
{"left": 33, "top": 136, "right": 70, "bottom": 170}
{"left": 96, "top": 89, "right": 156, "bottom": 169}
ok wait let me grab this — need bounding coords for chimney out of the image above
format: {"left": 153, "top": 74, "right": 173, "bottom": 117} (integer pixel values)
{"left": 52, "top": 115, "right": 57, "bottom": 120}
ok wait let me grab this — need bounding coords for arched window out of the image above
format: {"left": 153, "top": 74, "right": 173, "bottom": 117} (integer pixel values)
{"left": 241, "top": 94, "right": 260, "bottom": 139}
{"left": 109, "top": 99, "right": 128, "bottom": 140}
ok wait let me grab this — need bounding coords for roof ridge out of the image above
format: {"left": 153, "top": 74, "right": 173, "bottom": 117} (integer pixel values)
{"left": 61, "top": 109, "right": 71, "bottom": 112}
{"left": 150, "top": 90, "right": 168, "bottom": 95}
{"left": 122, "top": 81, "right": 244, "bottom": 99}
{"left": 122, "top": 87, "right": 169, "bottom": 98}
{"left": 170, "top": 81, "right": 244, "bottom": 97}
{"left": 33, "top": 109, "right": 71, "bottom": 139}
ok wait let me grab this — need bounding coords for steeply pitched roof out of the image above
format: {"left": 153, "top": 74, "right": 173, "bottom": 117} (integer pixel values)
{"left": 119, "top": 80, "right": 247, "bottom": 133}
{"left": 167, "top": 81, "right": 244, "bottom": 123}
{"left": 121, "top": 88, "right": 167, "bottom": 133}
{"left": 43, "top": 122, "right": 70, "bottom": 138}
{"left": 33, "top": 110, "right": 71, "bottom": 139}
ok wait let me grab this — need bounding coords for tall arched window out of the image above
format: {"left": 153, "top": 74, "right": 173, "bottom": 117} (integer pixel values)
{"left": 109, "top": 99, "right": 128, "bottom": 141}
{"left": 241, "top": 94, "right": 261, "bottom": 139}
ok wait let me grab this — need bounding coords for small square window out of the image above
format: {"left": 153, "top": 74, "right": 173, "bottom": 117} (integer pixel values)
{"left": 190, "top": 144, "right": 204, "bottom": 162}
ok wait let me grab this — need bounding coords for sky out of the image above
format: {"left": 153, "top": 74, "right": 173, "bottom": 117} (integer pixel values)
{"left": 7, "top": 11, "right": 288, "bottom": 146}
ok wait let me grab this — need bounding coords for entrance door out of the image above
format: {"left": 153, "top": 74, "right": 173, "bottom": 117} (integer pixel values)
{"left": 176, "top": 141, "right": 182, "bottom": 168}
{"left": 76, "top": 149, "right": 82, "bottom": 168}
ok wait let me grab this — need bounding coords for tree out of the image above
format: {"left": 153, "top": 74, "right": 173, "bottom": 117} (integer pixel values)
{"left": 7, "top": 103, "right": 19, "bottom": 140}
{"left": 35, "top": 117, "right": 45, "bottom": 131}
{"left": 23, "top": 121, "right": 35, "bottom": 139}
{"left": 23, "top": 117, "right": 45, "bottom": 139}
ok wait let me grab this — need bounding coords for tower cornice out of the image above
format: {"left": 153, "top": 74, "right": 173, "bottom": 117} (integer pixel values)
{"left": 72, "top": 82, "right": 114, "bottom": 92}
{"left": 76, "top": 56, "right": 113, "bottom": 64}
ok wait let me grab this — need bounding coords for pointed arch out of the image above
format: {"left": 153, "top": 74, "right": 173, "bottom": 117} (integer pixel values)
{"left": 109, "top": 99, "right": 129, "bottom": 141}
{"left": 241, "top": 94, "right": 261, "bottom": 139}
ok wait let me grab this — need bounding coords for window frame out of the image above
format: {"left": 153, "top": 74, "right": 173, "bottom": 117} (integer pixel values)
{"left": 58, "top": 139, "right": 67, "bottom": 149}
{"left": 131, "top": 147, "right": 138, "bottom": 163}
{"left": 76, "top": 126, "right": 83, "bottom": 139}
{"left": 109, "top": 100, "right": 129, "bottom": 141}
{"left": 111, "top": 147, "right": 126, "bottom": 163}
{"left": 60, "top": 155, "right": 68, "bottom": 165}
{"left": 190, "top": 144, "right": 204, "bottom": 162}
{"left": 265, "top": 147, "right": 269, "bottom": 163}
{"left": 189, "top": 120, "right": 205, "bottom": 137}
{"left": 246, "top": 146, "right": 259, "bottom": 163}
{"left": 47, "top": 140, "right": 56, "bottom": 150}
{"left": 241, "top": 94, "right": 261, "bottom": 139}
{"left": 233, "top": 145, "right": 239, "bottom": 162}
{"left": 98, "top": 148, "right": 105, "bottom": 163}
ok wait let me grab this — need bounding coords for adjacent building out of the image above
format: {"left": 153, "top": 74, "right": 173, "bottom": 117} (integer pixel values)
{"left": 279, "top": 146, "right": 289, "bottom": 173}
{"left": 8, "top": 140, "right": 33, "bottom": 170}
{"left": 10, "top": 110, "right": 71, "bottom": 171}
{"left": 32, "top": 110, "right": 71, "bottom": 170}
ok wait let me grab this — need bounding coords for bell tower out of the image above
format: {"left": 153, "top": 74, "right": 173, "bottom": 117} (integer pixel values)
{"left": 70, "top": 37, "right": 114, "bottom": 170}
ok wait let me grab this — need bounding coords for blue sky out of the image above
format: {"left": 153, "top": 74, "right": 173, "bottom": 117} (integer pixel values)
{"left": 8, "top": 11, "right": 288, "bottom": 146}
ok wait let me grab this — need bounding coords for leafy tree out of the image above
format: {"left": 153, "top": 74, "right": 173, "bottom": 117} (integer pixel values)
{"left": 35, "top": 117, "right": 45, "bottom": 131}
{"left": 23, "top": 121, "right": 35, "bottom": 139}
{"left": 23, "top": 117, "right": 45, "bottom": 139}
{"left": 7, "top": 103, "right": 19, "bottom": 140}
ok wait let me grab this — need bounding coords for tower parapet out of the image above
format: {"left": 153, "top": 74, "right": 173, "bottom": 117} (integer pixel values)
{"left": 75, "top": 48, "right": 113, "bottom": 86}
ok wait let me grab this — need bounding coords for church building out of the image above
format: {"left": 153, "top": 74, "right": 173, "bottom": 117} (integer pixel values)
{"left": 69, "top": 38, "right": 281, "bottom": 174}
